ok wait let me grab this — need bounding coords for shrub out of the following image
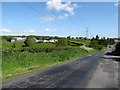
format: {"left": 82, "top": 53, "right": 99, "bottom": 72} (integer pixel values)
{"left": 88, "top": 40, "right": 103, "bottom": 50}
{"left": 12, "top": 43, "right": 16, "bottom": 48}
{"left": 24, "top": 37, "right": 36, "bottom": 47}
{"left": 56, "top": 39, "right": 68, "bottom": 47}
{"left": 89, "top": 40, "right": 98, "bottom": 48}
{"left": 113, "top": 42, "right": 120, "bottom": 56}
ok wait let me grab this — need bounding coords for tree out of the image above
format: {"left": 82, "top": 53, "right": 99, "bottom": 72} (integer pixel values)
{"left": 54, "top": 36, "right": 59, "bottom": 39}
{"left": 2, "top": 36, "right": 12, "bottom": 41}
{"left": 56, "top": 39, "right": 68, "bottom": 47}
{"left": 89, "top": 40, "right": 98, "bottom": 48}
{"left": 76, "top": 37, "right": 79, "bottom": 39}
{"left": 36, "top": 37, "right": 42, "bottom": 40}
{"left": 67, "top": 36, "right": 71, "bottom": 40}
{"left": 89, "top": 39, "right": 102, "bottom": 50}
{"left": 24, "top": 37, "right": 36, "bottom": 47}
{"left": 79, "top": 37, "right": 82, "bottom": 39}
{"left": 95, "top": 35, "right": 99, "bottom": 40}
{"left": 84, "top": 37, "right": 87, "bottom": 40}
{"left": 22, "top": 35, "right": 26, "bottom": 38}
{"left": 109, "top": 38, "right": 115, "bottom": 45}
{"left": 113, "top": 42, "right": 120, "bottom": 56}
{"left": 71, "top": 37, "right": 74, "bottom": 39}
{"left": 91, "top": 37, "right": 95, "bottom": 41}
{"left": 98, "top": 39, "right": 107, "bottom": 47}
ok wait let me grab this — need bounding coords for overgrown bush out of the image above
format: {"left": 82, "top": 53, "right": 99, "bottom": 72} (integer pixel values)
{"left": 24, "top": 37, "right": 36, "bottom": 47}
{"left": 88, "top": 40, "right": 103, "bottom": 50}
{"left": 113, "top": 42, "right": 120, "bottom": 56}
{"left": 56, "top": 39, "right": 68, "bottom": 47}
{"left": 2, "top": 47, "right": 84, "bottom": 55}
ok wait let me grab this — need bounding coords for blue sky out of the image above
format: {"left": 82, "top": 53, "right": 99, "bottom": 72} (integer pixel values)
{"left": 1, "top": 1, "right": 118, "bottom": 38}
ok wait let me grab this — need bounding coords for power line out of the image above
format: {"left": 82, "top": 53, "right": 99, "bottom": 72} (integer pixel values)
{"left": 22, "top": 2, "right": 88, "bottom": 37}
{"left": 22, "top": 2, "right": 75, "bottom": 36}
{"left": 22, "top": 2, "right": 45, "bottom": 16}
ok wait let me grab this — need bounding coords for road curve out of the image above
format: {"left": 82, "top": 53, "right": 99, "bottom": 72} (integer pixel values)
{"left": 2, "top": 52, "right": 118, "bottom": 88}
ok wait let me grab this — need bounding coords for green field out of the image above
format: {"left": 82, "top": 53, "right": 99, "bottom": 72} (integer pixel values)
{"left": 2, "top": 40, "right": 56, "bottom": 49}
{"left": 1, "top": 39, "right": 97, "bottom": 80}
{"left": 70, "top": 39, "right": 90, "bottom": 46}
{"left": 2, "top": 41, "right": 25, "bottom": 49}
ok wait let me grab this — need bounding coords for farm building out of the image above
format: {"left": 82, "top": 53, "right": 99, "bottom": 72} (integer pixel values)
{"left": 11, "top": 37, "right": 26, "bottom": 42}
{"left": 36, "top": 40, "right": 44, "bottom": 43}
{"left": 37, "top": 39, "right": 58, "bottom": 43}
{"left": 10, "top": 37, "right": 58, "bottom": 43}
{"left": 43, "top": 40, "right": 49, "bottom": 43}
{"left": 49, "top": 39, "right": 58, "bottom": 43}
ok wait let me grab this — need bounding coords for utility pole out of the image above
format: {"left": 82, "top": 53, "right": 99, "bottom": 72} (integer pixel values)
{"left": 86, "top": 27, "right": 89, "bottom": 38}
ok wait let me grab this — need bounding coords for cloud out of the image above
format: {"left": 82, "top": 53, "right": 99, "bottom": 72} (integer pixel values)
{"left": 58, "top": 13, "right": 69, "bottom": 19}
{"left": 46, "top": 0, "right": 78, "bottom": 15}
{"left": 23, "top": 29, "right": 39, "bottom": 33}
{"left": 39, "top": 0, "right": 79, "bottom": 22}
{"left": 0, "top": 28, "right": 12, "bottom": 33}
{"left": 41, "top": 16, "right": 55, "bottom": 22}
{"left": 45, "top": 28, "right": 57, "bottom": 32}
{"left": 7, "top": 21, "right": 13, "bottom": 24}
{"left": 41, "top": 14, "right": 70, "bottom": 22}
{"left": 115, "top": 2, "right": 120, "bottom": 7}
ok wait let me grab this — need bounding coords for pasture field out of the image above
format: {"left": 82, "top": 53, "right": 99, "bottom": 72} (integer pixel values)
{"left": 1, "top": 39, "right": 97, "bottom": 80}
{"left": 70, "top": 39, "right": 90, "bottom": 46}
{"left": 2, "top": 40, "right": 56, "bottom": 49}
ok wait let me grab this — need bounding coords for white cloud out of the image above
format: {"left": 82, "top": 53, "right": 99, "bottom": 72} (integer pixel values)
{"left": 40, "top": 0, "right": 79, "bottom": 22}
{"left": 7, "top": 21, "right": 13, "bottom": 24}
{"left": 58, "top": 13, "right": 69, "bottom": 19}
{"left": 115, "top": 2, "right": 120, "bottom": 7}
{"left": 0, "top": 28, "right": 12, "bottom": 33}
{"left": 45, "top": 28, "right": 57, "bottom": 32}
{"left": 46, "top": 0, "right": 78, "bottom": 15}
{"left": 41, "top": 16, "right": 55, "bottom": 22}
{"left": 23, "top": 29, "right": 38, "bottom": 33}
{"left": 39, "top": 0, "right": 79, "bottom": 22}
{"left": 73, "top": 4, "right": 79, "bottom": 8}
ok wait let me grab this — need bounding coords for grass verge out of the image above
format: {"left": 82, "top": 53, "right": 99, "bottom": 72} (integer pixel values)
{"left": 2, "top": 47, "right": 98, "bottom": 81}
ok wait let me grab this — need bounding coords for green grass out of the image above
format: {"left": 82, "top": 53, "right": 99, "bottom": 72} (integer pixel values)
{"left": 1, "top": 39, "right": 90, "bottom": 49}
{"left": 2, "top": 41, "right": 56, "bottom": 49}
{"left": 69, "top": 41, "right": 84, "bottom": 46}
{"left": 2, "top": 41, "right": 25, "bottom": 49}
{"left": 70, "top": 39, "right": 90, "bottom": 46}
{"left": 1, "top": 40, "right": 98, "bottom": 81}
{"left": 2, "top": 47, "right": 96, "bottom": 80}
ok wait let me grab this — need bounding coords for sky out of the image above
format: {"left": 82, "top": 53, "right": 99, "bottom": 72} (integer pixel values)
{"left": 1, "top": 0, "right": 118, "bottom": 38}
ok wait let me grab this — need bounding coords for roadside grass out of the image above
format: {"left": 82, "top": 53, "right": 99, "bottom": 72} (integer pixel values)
{"left": 2, "top": 48, "right": 97, "bottom": 81}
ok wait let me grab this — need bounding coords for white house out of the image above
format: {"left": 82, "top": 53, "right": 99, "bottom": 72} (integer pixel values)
{"left": 49, "top": 39, "right": 58, "bottom": 43}
{"left": 36, "top": 40, "right": 44, "bottom": 43}
{"left": 11, "top": 37, "right": 26, "bottom": 42}
{"left": 43, "top": 40, "right": 49, "bottom": 43}
{"left": 37, "top": 39, "right": 58, "bottom": 43}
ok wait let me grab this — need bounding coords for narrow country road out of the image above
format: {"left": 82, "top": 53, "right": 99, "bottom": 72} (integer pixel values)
{"left": 2, "top": 48, "right": 119, "bottom": 88}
